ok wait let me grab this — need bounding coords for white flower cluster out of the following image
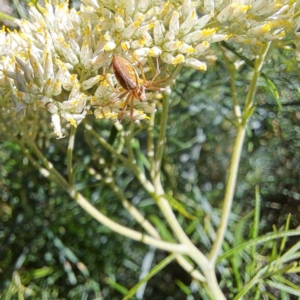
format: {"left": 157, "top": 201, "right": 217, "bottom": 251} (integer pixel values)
{"left": 0, "top": 0, "right": 297, "bottom": 138}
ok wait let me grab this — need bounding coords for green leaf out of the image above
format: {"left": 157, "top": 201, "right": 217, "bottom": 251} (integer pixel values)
{"left": 149, "top": 214, "right": 175, "bottom": 242}
{"left": 175, "top": 279, "right": 192, "bottom": 295}
{"left": 266, "top": 279, "right": 300, "bottom": 297}
{"left": 262, "top": 75, "right": 282, "bottom": 111}
{"left": 163, "top": 194, "right": 196, "bottom": 220}
{"left": 123, "top": 254, "right": 176, "bottom": 300}
{"left": 106, "top": 277, "right": 129, "bottom": 296}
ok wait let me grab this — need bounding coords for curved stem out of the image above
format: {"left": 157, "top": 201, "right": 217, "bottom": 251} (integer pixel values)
{"left": 107, "top": 178, "right": 161, "bottom": 239}
{"left": 26, "top": 141, "right": 70, "bottom": 190}
{"left": 24, "top": 137, "right": 188, "bottom": 254}
{"left": 154, "top": 190, "right": 226, "bottom": 299}
{"left": 68, "top": 188, "right": 188, "bottom": 253}
{"left": 145, "top": 82, "right": 225, "bottom": 298}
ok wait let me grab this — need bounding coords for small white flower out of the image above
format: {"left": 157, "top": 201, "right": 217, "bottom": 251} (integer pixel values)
{"left": 82, "top": 75, "right": 103, "bottom": 90}
{"left": 165, "top": 30, "right": 175, "bottom": 41}
{"left": 57, "top": 36, "right": 79, "bottom": 65}
{"left": 161, "top": 53, "right": 185, "bottom": 65}
{"left": 94, "top": 82, "right": 109, "bottom": 100}
{"left": 28, "top": 49, "right": 44, "bottom": 87}
{"left": 43, "top": 52, "right": 54, "bottom": 80}
{"left": 52, "top": 113, "right": 64, "bottom": 139}
{"left": 182, "top": 0, "right": 193, "bottom": 19}
{"left": 247, "top": 23, "right": 272, "bottom": 37}
{"left": 142, "top": 31, "right": 153, "bottom": 47}
{"left": 115, "top": 15, "right": 125, "bottom": 32}
{"left": 164, "top": 40, "right": 183, "bottom": 52}
{"left": 183, "top": 28, "right": 217, "bottom": 44}
{"left": 80, "top": 0, "right": 99, "bottom": 10}
{"left": 195, "top": 41, "right": 210, "bottom": 56}
{"left": 193, "top": 13, "right": 213, "bottom": 30}
{"left": 178, "top": 43, "right": 195, "bottom": 54}
{"left": 134, "top": 47, "right": 150, "bottom": 58}
{"left": 122, "top": 23, "right": 138, "bottom": 39}
{"left": 149, "top": 46, "right": 162, "bottom": 57}
{"left": 185, "top": 58, "right": 207, "bottom": 71}
{"left": 104, "top": 41, "right": 116, "bottom": 51}
{"left": 180, "top": 5, "right": 197, "bottom": 35}
{"left": 153, "top": 21, "right": 165, "bottom": 44}
{"left": 203, "top": 0, "right": 214, "bottom": 13}
{"left": 169, "top": 11, "right": 180, "bottom": 36}
{"left": 28, "top": 82, "right": 41, "bottom": 95}
{"left": 15, "top": 90, "right": 33, "bottom": 103}
{"left": 43, "top": 78, "right": 53, "bottom": 97}
{"left": 125, "top": 0, "right": 136, "bottom": 16}
{"left": 15, "top": 57, "right": 33, "bottom": 83}
{"left": 137, "top": 0, "right": 150, "bottom": 12}
{"left": 47, "top": 102, "right": 58, "bottom": 114}
{"left": 80, "top": 40, "right": 93, "bottom": 69}
{"left": 91, "top": 51, "right": 110, "bottom": 71}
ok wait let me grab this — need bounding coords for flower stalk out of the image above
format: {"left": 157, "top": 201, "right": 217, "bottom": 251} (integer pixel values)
{"left": 210, "top": 42, "right": 272, "bottom": 264}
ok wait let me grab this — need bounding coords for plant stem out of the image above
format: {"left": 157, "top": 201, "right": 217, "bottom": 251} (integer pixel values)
{"left": 209, "top": 42, "right": 272, "bottom": 264}
{"left": 156, "top": 192, "right": 226, "bottom": 299}
{"left": 209, "top": 124, "right": 246, "bottom": 264}
{"left": 67, "top": 126, "right": 76, "bottom": 184}
{"left": 153, "top": 89, "right": 170, "bottom": 185}
{"left": 69, "top": 188, "right": 189, "bottom": 253}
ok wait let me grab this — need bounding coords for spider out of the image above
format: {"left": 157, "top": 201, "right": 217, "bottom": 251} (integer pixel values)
{"left": 105, "top": 54, "right": 168, "bottom": 121}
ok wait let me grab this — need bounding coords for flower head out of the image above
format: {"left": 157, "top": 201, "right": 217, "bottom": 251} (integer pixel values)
{"left": 0, "top": 0, "right": 297, "bottom": 137}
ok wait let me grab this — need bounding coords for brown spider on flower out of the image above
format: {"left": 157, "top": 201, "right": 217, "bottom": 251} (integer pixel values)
{"left": 104, "top": 54, "right": 169, "bottom": 121}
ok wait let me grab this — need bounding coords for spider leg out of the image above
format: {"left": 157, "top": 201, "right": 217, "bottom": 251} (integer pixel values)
{"left": 100, "top": 90, "right": 129, "bottom": 110}
{"left": 103, "top": 73, "right": 122, "bottom": 93}
{"left": 119, "top": 92, "right": 132, "bottom": 121}
{"left": 146, "top": 85, "right": 166, "bottom": 92}
{"left": 137, "top": 60, "right": 147, "bottom": 84}
{"left": 130, "top": 95, "right": 134, "bottom": 119}
{"left": 146, "top": 56, "right": 162, "bottom": 87}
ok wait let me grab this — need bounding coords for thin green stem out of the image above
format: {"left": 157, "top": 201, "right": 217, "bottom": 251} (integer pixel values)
{"left": 148, "top": 103, "right": 156, "bottom": 180}
{"left": 244, "top": 42, "right": 272, "bottom": 115}
{"left": 209, "top": 125, "right": 246, "bottom": 264}
{"left": 0, "top": 11, "right": 16, "bottom": 23}
{"left": 26, "top": 140, "right": 70, "bottom": 190}
{"left": 67, "top": 126, "right": 76, "bottom": 184}
{"left": 83, "top": 124, "right": 206, "bottom": 282}
{"left": 145, "top": 80, "right": 225, "bottom": 298}
{"left": 23, "top": 134, "right": 188, "bottom": 253}
{"left": 221, "top": 46, "right": 242, "bottom": 123}
{"left": 68, "top": 188, "right": 188, "bottom": 253}
{"left": 209, "top": 42, "right": 272, "bottom": 264}
{"left": 154, "top": 91, "right": 169, "bottom": 185}
{"left": 124, "top": 123, "right": 137, "bottom": 164}
{"left": 84, "top": 122, "right": 128, "bottom": 165}
{"left": 153, "top": 64, "right": 182, "bottom": 184}
{"left": 107, "top": 177, "right": 161, "bottom": 239}
{"left": 153, "top": 189, "right": 226, "bottom": 299}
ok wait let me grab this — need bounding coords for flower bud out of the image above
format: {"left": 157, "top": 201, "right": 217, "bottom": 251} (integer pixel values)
{"left": 82, "top": 75, "right": 103, "bottom": 90}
